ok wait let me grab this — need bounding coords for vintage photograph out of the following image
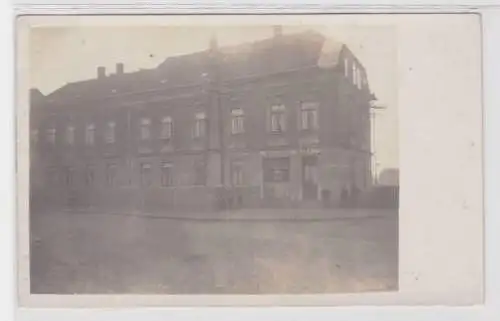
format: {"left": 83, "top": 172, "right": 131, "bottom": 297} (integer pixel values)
{"left": 27, "top": 21, "right": 399, "bottom": 295}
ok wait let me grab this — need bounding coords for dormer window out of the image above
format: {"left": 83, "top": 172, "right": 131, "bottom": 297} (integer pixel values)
{"left": 357, "top": 69, "right": 363, "bottom": 90}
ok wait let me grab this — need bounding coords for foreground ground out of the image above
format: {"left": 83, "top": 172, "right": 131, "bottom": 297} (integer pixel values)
{"left": 30, "top": 209, "right": 398, "bottom": 294}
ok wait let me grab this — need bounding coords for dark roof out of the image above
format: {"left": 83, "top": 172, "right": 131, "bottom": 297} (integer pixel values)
{"left": 46, "top": 30, "right": 346, "bottom": 102}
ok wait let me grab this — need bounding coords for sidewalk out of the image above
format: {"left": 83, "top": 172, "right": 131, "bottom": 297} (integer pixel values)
{"left": 62, "top": 207, "right": 398, "bottom": 222}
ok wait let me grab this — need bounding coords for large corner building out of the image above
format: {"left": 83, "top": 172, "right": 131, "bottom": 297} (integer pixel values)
{"left": 30, "top": 28, "right": 375, "bottom": 213}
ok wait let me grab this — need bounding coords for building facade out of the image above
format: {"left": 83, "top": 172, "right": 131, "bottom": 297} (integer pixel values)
{"left": 30, "top": 28, "right": 375, "bottom": 213}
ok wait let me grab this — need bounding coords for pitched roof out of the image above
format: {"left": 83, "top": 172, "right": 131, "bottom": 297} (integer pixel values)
{"left": 46, "top": 30, "right": 346, "bottom": 102}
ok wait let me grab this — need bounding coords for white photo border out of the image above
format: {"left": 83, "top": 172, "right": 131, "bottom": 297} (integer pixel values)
{"left": 3, "top": 1, "right": 499, "bottom": 321}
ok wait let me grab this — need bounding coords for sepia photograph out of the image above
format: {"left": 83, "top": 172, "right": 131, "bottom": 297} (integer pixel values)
{"left": 10, "top": 10, "right": 488, "bottom": 310}
{"left": 27, "top": 20, "right": 399, "bottom": 296}
{"left": 26, "top": 20, "right": 400, "bottom": 296}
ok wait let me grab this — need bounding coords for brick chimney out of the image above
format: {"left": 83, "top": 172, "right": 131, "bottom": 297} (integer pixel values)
{"left": 116, "top": 63, "right": 124, "bottom": 75}
{"left": 97, "top": 66, "right": 106, "bottom": 79}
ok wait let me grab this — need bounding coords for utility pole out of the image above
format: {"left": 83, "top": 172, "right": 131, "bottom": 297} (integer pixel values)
{"left": 370, "top": 101, "right": 386, "bottom": 185}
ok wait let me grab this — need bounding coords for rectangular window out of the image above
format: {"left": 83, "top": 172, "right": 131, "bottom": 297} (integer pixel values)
{"left": 85, "top": 166, "right": 95, "bottom": 185}
{"left": 65, "top": 167, "right": 74, "bottom": 186}
{"left": 263, "top": 157, "right": 290, "bottom": 183}
{"left": 161, "top": 163, "right": 173, "bottom": 187}
{"left": 66, "top": 125, "right": 75, "bottom": 145}
{"left": 357, "top": 69, "right": 363, "bottom": 89}
{"left": 270, "top": 104, "right": 286, "bottom": 133}
{"left": 160, "top": 116, "right": 173, "bottom": 140}
{"left": 194, "top": 160, "right": 206, "bottom": 186}
{"left": 140, "top": 118, "right": 151, "bottom": 141}
{"left": 106, "top": 163, "right": 117, "bottom": 187}
{"left": 231, "top": 108, "right": 244, "bottom": 134}
{"left": 140, "top": 163, "right": 152, "bottom": 187}
{"left": 231, "top": 162, "right": 244, "bottom": 186}
{"left": 85, "top": 124, "right": 95, "bottom": 145}
{"left": 194, "top": 112, "right": 207, "bottom": 138}
{"left": 344, "top": 59, "right": 349, "bottom": 77}
{"left": 300, "top": 102, "right": 319, "bottom": 131}
{"left": 46, "top": 128, "right": 56, "bottom": 144}
{"left": 105, "top": 121, "right": 116, "bottom": 144}
{"left": 352, "top": 64, "right": 357, "bottom": 86}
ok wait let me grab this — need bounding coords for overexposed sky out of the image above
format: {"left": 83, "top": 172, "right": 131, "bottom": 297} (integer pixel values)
{"left": 30, "top": 25, "right": 398, "bottom": 172}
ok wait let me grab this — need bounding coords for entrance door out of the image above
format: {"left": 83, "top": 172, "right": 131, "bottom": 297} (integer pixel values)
{"left": 302, "top": 156, "right": 318, "bottom": 200}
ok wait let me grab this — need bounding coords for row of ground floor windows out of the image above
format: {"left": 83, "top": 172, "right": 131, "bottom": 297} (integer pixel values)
{"left": 40, "top": 156, "right": 323, "bottom": 189}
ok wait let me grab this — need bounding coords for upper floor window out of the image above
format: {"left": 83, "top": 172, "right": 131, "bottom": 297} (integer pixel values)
{"left": 231, "top": 108, "right": 245, "bottom": 135}
{"left": 263, "top": 157, "right": 290, "bottom": 183}
{"left": 85, "top": 123, "right": 95, "bottom": 146}
{"left": 344, "top": 59, "right": 349, "bottom": 78}
{"left": 300, "top": 102, "right": 319, "bottom": 131}
{"left": 140, "top": 118, "right": 151, "bottom": 141}
{"left": 105, "top": 121, "right": 116, "bottom": 144}
{"left": 161, "top": 162, "right": 173, "bottom": 187}
{"left": 270, "top": 104, "right": 286, "bottom": 133}
{"left": 66, "top": 125, "right": 75, "bottom": 145}
{"left": 160, "top": 116, "right": 173, "bottom": 140}
{"left": 46, "top": 128, "right": 56, "bottom": 144}
{"left": 193, "top": 112, "right": 207, "bottom": 138}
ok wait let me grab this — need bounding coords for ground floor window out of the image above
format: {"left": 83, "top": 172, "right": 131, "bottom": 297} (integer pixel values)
{"left": 85, "top": 166, "right": 95, "bottom": 185}
{"left": 65, "top": 167, "right": 75, "bottom": 186}
{"left": 161, "top": 163, "right": 173, "bottom": 187}
{"left": 194, "top": 160, "right": 206, "bottom": 186}
{"left": 263, "top": 157, "right": 290, "bottom": 183}
{"left": 140, "top": 163, "right": 152, "bottom": 187}
{"left": 231, "top": 162, "right": 244, "bottom": 186}
{"left": 106, "top": 163, "right": 117, "bottom": 187}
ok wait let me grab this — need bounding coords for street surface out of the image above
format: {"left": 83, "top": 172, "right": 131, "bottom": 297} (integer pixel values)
{"left": 30, "top": 209, "right": 398, "bottom": 294}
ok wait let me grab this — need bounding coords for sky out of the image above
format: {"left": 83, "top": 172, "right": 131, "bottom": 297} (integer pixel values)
{"left": 29, "top": 25, "right": 398, "bottom": 174}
